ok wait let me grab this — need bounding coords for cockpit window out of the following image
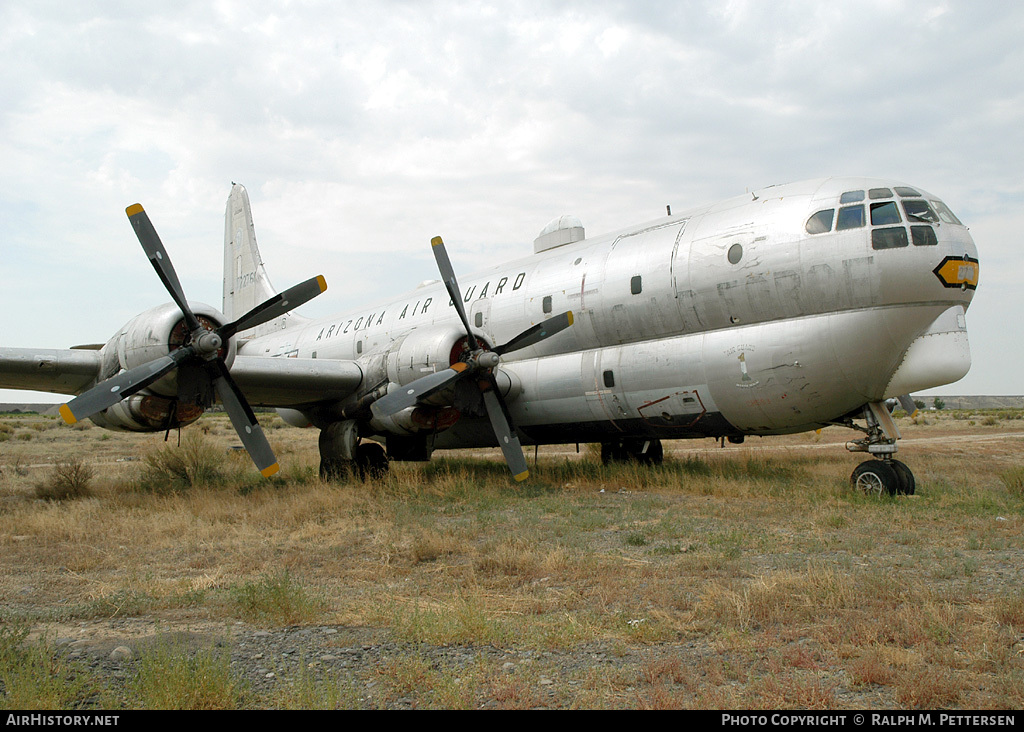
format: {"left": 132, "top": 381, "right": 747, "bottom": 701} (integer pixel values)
{"left": 840, "top": 190, "right": 865, "bottom": 203}
{"left": 895, "top": 186, "right": 921, "bottom": 197}
{"left": 911, "top": 225, "right": 938, "bottom": 246}
{"left": 805, "top": 209, "right": 834, "bottom": 234}
{"left": 931, "top": 200, "right": 963, "bottom": 225}
{"left": 870, "top": 201, "right": 901, "bottom": 226}
{"left": 837, "top": 205, "right": 865, "bottom": 230}
{"left": 869, "top": 188, "right": 893, "bottom": 200}
{"left": 903, "top": 199, "right": 939, "bottom": 223}
{"left": 872, "top": 227, "right": 908, "bottom": 249}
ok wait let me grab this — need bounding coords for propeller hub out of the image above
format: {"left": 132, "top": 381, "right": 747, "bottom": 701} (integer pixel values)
{"left": 194, "top": 330, "right": 223, "bottom": 357}
{"left": 477, "top": 351, "right": 500, "bottom": 370}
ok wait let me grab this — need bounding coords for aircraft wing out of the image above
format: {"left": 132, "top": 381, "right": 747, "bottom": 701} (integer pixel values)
{"left": 0, "top": 347, "right": 103, "bottom": 396}
{"left": 0, "top": 347, "right": 363, "bottom": 408}
{"left": 227, "top": 355, "right": 363, "bottom": 407}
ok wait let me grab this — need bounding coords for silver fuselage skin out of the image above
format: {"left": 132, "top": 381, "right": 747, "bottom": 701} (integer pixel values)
{"left": 239, "top": 177, "right": 978, "bottom": 447}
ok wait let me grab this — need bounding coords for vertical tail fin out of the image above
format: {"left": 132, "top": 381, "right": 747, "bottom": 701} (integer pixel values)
{"left": 223, "top": 183, "right": 307, "bottom": 338}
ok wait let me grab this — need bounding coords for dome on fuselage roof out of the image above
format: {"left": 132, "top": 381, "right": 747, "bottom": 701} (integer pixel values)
{"left": 534, "top": 215, "right": 585, "bottom": 254}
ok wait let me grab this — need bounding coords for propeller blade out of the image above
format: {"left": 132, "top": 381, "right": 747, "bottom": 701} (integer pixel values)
{"left": 210, "top": 360, "right": 279, "bottom": 477}
{"left": 220, "top": 275, "right": 327, "bottom": 339}
{"left": 126, "top": 204, "right": 203, "bottom": 332}
{"left": 59, "top": 350, "right": 190, "bottom": 425}
{"left": 493, "top": 311, "right": 574, "bottom": 356}
{"left": 431, "top": 236, "right": 478, "bottom": 351}
{"left": 370, "top": 363, "right": 469, "bottom": 419}
{"left": 898, "top": 394, "right": 919, "bottom": 418}
{"left": 480, "top": 383, "right": 529, "bottom": 482}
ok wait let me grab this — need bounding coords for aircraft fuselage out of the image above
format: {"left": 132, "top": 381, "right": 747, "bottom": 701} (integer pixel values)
{"left": 240, "top": 177, "right": 977, "bottom": 449}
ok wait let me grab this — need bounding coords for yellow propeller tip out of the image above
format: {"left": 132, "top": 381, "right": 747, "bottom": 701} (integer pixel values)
{"left": 58, "top": 404, "right": 77, "bottom": 425}
{"left": 316, "top": 275, "right": 327, "bottom": 292}
{"left": 567, "top": 311, "right": 574, "bottom": 325}
{"left": 514, "top": 470, "right": 529, "bottom": 482}
{"left": 261, "top": 463, "right": 281, "bottom": 478}
{"left": 125, "top": 203, "right": 144, "bottom": 217}
{"left": 431, "top": 236, "right": 444, "bottom": 247}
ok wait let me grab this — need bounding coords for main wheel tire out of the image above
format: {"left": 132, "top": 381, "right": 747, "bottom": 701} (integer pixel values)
{"left": 601, "top": 439, "right": 663, "bottom": 465}
{"left": 319, "top": 457, "right": 353, "bottom": 482}
{"left": 355, "top": 442, "right": 389, "bottom": 481}
{"left": 637, "top": 439, "right": 664, "bottom": 465}
{"left": 851, "top": 460, "right": 899, "bottom": 496}
{"left": 600, "top": 442, "right": 627, "bottom": 465}
{"left": 889, "top": 459, "right": 916, "bottom": 495}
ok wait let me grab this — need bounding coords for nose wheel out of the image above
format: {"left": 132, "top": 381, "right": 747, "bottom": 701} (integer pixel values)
{"left": 850, "top": 459, "right": 915, "bottom": 496}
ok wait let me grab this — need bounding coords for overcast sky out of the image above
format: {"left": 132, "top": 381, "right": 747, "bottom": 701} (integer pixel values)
{"left": 1, "top": 0, "right": 1021, "bottom": 404}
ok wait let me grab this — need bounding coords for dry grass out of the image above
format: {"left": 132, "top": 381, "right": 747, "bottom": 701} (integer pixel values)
{"left": 0, "top": 409, "right": 1023, "bottom": 708}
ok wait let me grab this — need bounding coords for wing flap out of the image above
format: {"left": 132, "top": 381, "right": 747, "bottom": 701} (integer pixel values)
{"left": 229, "top": 355, "right": 363, "bottom": 406}
{"left": 0, "top": 348, "right": 103, "bottom": 395}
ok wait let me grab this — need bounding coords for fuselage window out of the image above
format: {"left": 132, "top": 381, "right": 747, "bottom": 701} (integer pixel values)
{"left": 869, "top": 188, "right": 893, "bottom": 200}
{"left": 805, "top": 209, "right": 834, "bottom": 234}
{"left": 475, "top": 311, "right": 484, "bottom": 326}
{"left": 837, "top": 205, "right": 865, "bottom": 230}
{"left": 911, "top": 225, "right": 938, "bottom": 246}
{"left": 870, "top": 201, "right": 902, "bottom": 226}
{"left": 840, "top": 190, "right": 865, "bottom": 204}
{"left": 895, "top": 186, "right": 921, "bottom": 197}
{"left": 872, "top": 227, "right": 908, "bottom": 249}
{"left": 542, "top": 295, "right": 552, "bottom": 314}
{"left": 931, "top": 200, "right": 963, "bottom": 225}
{"left": 630, "top": 275, "right": 643, "bottom": 295}
{"left": 603, "top": 370, "right": 615, "bottom": 388}
{"left": 903, "top": 200, "right": 939, "bottom": 223}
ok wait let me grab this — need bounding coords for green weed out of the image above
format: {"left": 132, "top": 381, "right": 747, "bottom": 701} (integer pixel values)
{"left": 133, "top": 432, "right": 236, "bottom": 493}
{"left": 0, "top": 624, "right": 99, "bottom": 710}
{"left": 130, "top": 637, "right": 244, "bottom": 709}
{"left": 227, "top": 571, "right": 325, "bottom": 625}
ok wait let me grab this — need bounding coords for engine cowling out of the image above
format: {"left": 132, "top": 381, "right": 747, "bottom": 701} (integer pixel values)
{"left": 360, "top": 325, "right": 523, "bottom": 435}
{"left": 384, "top": 324, "right": 482, "bottom": 388}
{"left": 88, "top": 301, "right": 234, "bottom": 431}
{"left": 88, "top": 394, "right": 205, "bottom": 432}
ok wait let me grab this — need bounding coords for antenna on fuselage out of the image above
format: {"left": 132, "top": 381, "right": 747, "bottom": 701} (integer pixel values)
{"left": 666, "top": 205, "right": 671, "bottom": 216}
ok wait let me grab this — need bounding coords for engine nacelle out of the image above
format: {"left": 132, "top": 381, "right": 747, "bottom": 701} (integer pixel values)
{"left": 97, "top": 301, "right": 236, "bottom": 398}
{"left": 276, "top": 407, "right": 314, "bottom": 428}
{"left": 89, "top": 394, "right": 205, "bottom": 432}
{"left": 84, "top": 301, "right": 234, "bottom": 432}
{"left": 360, "top": 325, "right": 524, "bottom": 436}
{"left": 384, "top": 324, "right": 482, "bottom": 387}
{"left": 368, "top": 404, "right": 462, "bottom": 435}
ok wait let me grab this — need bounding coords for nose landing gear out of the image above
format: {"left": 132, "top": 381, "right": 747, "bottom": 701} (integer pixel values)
{"left": 850, "top": 458, "right": 915, "bottom": 496}
{"left": 840, "top": 401, "right": 916, "bottom": 496}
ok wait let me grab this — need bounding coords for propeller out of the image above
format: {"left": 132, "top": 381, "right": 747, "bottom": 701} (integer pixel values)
{"left": 370, "top": 235, "right": 574, "bottom": 481}
{"left": 59, "top": 203, "right": 327, "bottom": 478}
{"left": 897, "top": 394, "right": 919, "bottom": 419}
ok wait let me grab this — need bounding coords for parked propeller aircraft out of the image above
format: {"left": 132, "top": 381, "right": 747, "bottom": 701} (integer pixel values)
{"left": 0, "top": 177, "right": 978, "bottom": 495}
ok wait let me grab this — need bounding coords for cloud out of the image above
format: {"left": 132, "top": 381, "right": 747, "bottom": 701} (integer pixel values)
{"left": 1, "top": 0, "right": 1021, "bottom": 400}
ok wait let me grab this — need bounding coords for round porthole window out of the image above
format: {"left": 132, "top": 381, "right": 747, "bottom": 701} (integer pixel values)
{"left": 728, "top": 243, "right": 743, "bottom": 264}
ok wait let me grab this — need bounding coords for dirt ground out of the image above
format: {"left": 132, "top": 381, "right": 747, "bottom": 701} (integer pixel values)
{"left": 1, "top": 411, "right": 1023, "bottom": 708}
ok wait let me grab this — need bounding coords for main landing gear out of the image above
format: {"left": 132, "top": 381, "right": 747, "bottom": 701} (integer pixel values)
{"left": 839, "top": 401, "right": 916, "bottom": 496}
{"left": 600, "top": 437, "right": 664, "bottom": 466}
{"left": 318, "top": 420, "right": 389, "bottom": 481}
